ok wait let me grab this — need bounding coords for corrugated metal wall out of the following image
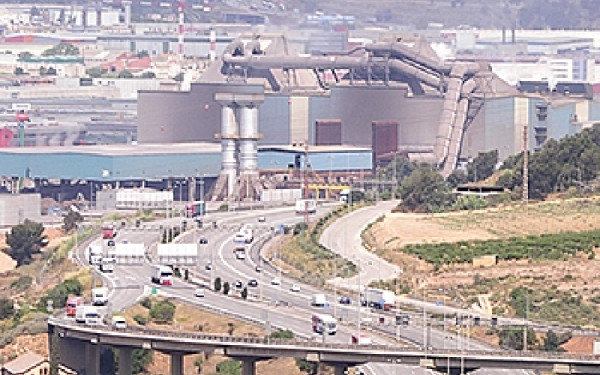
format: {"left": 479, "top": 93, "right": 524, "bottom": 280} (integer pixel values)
{"left": 372, "top": 121, "right": 398, "bottom": 159}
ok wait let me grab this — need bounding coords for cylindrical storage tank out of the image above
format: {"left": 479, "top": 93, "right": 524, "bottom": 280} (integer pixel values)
{"left": 239, "top": 105, "right": 258, "bottom": 174}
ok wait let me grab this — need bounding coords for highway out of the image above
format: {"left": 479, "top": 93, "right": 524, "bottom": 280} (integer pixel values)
{"left": 73, "top": 203, "right": 534, "bottom": 375}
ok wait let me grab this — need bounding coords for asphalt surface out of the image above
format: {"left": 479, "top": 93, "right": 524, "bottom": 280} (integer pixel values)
{"left": 73, "top": 203, "right": 532, "bottom": 375}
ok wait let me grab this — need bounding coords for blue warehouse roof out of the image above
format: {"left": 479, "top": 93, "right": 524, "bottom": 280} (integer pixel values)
{"left": 0, "top": 143, "right": 372, "bottom": 180}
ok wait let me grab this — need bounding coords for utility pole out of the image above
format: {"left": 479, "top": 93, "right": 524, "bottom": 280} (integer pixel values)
{"left": 303, "top": 142, "right": 309, "bottom": 225}
{"left": 522, "top": 124, "right": 528, "bottom": 207}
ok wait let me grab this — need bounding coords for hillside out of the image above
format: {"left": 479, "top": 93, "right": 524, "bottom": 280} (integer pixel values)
{"left": 286, "top": 0, "right": 600, "bottom": 30}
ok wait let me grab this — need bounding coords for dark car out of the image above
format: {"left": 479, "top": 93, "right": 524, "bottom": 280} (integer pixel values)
{"left": 107, "top": 239, "right": 115, "bottom": 247}
{"left": 339, "top": 296, "right": 351, "bottom": 305}
{"left": 199, "top": 237, "right": 208, "bottom": 244}
{"left": 205, "top": 263, "right": 212, "bottom": 271}
{"left": 235, "top": 280, "right": 243, "bottom": 289}
{"left": 248, "top": 279, "right": 258, "bottom": 287}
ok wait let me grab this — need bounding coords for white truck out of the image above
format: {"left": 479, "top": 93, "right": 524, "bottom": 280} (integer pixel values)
{"left": 100, "top": 257, "right": 116, "bottom": 273}
{"left": 295, "top": 199, "right": 317, "bottom": 214}
{"left": 151, "top": 265, "right": 173, "bottom": 285}
{"left": 92, "top": 287, "right": 109, "bottom": 306}
{"left": 75, "top": 305, "right": 102, "bottom": 325}
{"left": 362, "top": 288, "right": 396, "bottom": 311}
{"left": 234, "top": 244, "right": 247, "bottom": 260}
{"left": 312, "top": 313, "right": 337, "bottom": 335}
{"left": 311, "top": 293, "right": 328, "bottom": 307}
{"left": 88, "top": 245, "right": 103, "bottom": 265}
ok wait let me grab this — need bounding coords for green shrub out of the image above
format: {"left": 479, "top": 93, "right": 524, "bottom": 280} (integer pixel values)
{"left": 215, "top": 359, "right": 241, "bottom": 375}
{"left": 267, "top": 329, "right": 294, "bottom": 340}
{"left": 133, "top": 314, "right": 147, "bottom": 325}
{"left": 38, "top": 278, "right": 83, "bottom": 310}
{"left": 10, "top": 275, "right": 32, "bottom": 291}
{"left": 149, "top": 300, "right": 175, "bottom": 324}
{"left": 140, "top": 297, "right": 152, "bottom": 309}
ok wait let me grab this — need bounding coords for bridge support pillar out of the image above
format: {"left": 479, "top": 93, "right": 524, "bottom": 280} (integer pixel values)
{"left": 170, "top": 352, "right": 184, "bottom": 375}
{"left": 118, "top": 347, "right": 133, "bottom": 375}
{"left": 85, "top": 342, "right": 100, "bottom": 375}
{"left": 241, "top": 358, "right": 256, "bottom": 375}
{"left": 333, "top": 364, "right": 347, "bottom": 375}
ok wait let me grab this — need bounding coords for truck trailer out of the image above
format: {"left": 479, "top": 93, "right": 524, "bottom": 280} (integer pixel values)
{"left": 295, "top": 199, "right": 317, "bottom": 214}
{"left": 362, "top": 288, "right": 396, "bottom": 310}
{"left": 151, "top": 265, "right": 173, "bottom": 285}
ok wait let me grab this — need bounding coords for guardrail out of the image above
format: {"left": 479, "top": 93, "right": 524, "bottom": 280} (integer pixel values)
{"left": 49, "top": 316, "right": 600, "bottom": 363}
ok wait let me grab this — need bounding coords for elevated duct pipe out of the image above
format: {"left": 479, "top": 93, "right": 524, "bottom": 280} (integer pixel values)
{"left": 442, "top": 98, "right": 469, "bottom": 177}
{"left": 434, "top": 64, "right": 468, "bottom": 170}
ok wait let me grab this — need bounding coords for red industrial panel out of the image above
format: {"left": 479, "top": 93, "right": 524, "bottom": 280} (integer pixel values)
{"left": 372, "top": 121, "right": 398, "bottom": 159}
{"left": 315, "top": 119, "right": 342, "bottom": 145}
{"left": 0, "top": 129, "right": 14, "bottom": 147}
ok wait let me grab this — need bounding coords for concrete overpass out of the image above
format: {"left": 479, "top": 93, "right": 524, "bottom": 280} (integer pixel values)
{"left": 49, "top": 317, "right": 600, "bottom": 375}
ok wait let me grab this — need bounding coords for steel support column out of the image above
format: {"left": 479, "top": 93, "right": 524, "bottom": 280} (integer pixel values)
{"left": 241, "top": 358, "right": 256, "bottom": 375}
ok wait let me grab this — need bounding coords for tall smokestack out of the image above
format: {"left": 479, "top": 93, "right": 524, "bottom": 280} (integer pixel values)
{"left": 209, "top": 28, "right": 216, "bottom": 61}
{"left": 123, "top": 1, "right": 131, "bottom": 28}
{"left": 96, "top": 6, "right": 102, "bottom": 28}
{"left": 178, "top": 0, "right": 185, "bottom": 57}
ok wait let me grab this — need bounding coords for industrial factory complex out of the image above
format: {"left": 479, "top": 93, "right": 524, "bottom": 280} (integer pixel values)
{"left": 2, "top": 0, "right": 600, "bottom": 218}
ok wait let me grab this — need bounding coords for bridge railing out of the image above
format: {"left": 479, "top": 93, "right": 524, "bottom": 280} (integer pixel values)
{"left": 49, "top": 317, "right": 600, "bottom": 361}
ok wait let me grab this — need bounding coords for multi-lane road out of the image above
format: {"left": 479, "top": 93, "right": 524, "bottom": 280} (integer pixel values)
{"left": 75, "top": 202, "right": 529, "bottom": 375}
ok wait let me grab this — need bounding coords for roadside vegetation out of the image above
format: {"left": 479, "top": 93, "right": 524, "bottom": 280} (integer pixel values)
{"left": 402, "top": 229, "right": 600, "bottom": 270}
{"left": 276, "top": 204, "right": 359, "bottom": 286}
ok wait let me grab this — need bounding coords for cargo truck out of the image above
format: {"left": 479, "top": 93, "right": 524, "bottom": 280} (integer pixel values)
{"left": 311, "top": 293, "right": 328, "bottom": 307}
{"left": 92, "top": 287, "right": 109, "bottom": 306}
{"left": 75, "top": 305, "right": 102, "bottom": 325}
{"left": 295, "top": 199, "right": 316, "bottom": 214}
{"left": 88, "top": 245, "right": 103, "bottom": 265}
{"left": 361, "top": 288, "right": 396, "bottom": 310}
{"left": 66, "top": 296, "right": 83, "bottom": 317}
{"left": 151, "top": 265, "right": 173, "bottom": 285}
{"left": 312, "top": 313, "right": 337, "bottom": 334}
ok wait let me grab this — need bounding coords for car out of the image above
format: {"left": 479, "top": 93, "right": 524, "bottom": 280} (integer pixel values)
{"left": 199, "top": 237, "right": 208, "bottom": 244}
{"left": 339, "top": 296, "right": 351, "bottom": 304}
{"left": 194, "top": 289, "right": 205, "bottom": 297}
{"left": 248, "top": 279, "right": 258, "bottom": 287}
{"left": 235, "top": 280, "right": 243, "bottom": 289}
{"left": 290, "top": 284, "right": 300, "bottom": 292}
{"left": 255, "top": 265, "right": 262, "bottom": 273}
{"left": 271, "top": 277, "right": 281, "bottom": 285}
{"left": 112, "top": 316, "right": 127, "bottom": 329}
{"left": 107, "top": 240, "right": 115, "bottom": 247}
{"left": 257, "top": 216, "right": 266, "bottom": 222}
{"left": 205, "top": 263, "right": 212, "bottom": 271}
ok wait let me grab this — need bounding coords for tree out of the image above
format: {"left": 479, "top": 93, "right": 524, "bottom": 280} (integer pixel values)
{"left": 46, "top": 67, "right": 57, "bottom": 76}
{"left": 118, "top": 70, "right": 133, "bottom": 79}
{"left": 543, "top": 330, "right": 562, "bottom": 351}
{"left": 0, "top": 297, "right": 14, "bottom": 319}
{"left": 498, "top": 327, "right": 537, "bottom": 350}
{"left": 131, "top": 349, "right": 153, "bottom": 374}
{"left": 223, "top": 281, "right": 230, "bottom": 295}
{"left": 86, "top": 67, "right": 105, "bottom": 78}
{"left": 14, "top": 67, "right": 25, "bottom": 75}
{"left": 193, "top": 356, "right": 204, "bottom": 374}
{"left": 398, "top": 165, "right": 454, "bottom": 213}
{"left": 214, "top": 277, "right": 222, "bottom": 291}
{"left": 467, "top": 150, "right": 498, "bottom": 182}
{"left": 241, "top": 287, "right": 248, "bottom": 300}
{"left": 18, "top": 51, "right": 32, "bottom": 60}
{"left": 141, "top": 71, "right": 156, "bottom": 79}
{"left": 42, "top": 43, "right": 79, "bottom": 56}
{"left": 149, "top": 299, "right": 175, "bottom": 324}
{"left": 137, "top": 50, "right": 150, "bottom": 58}
{"left": 215, "top": 359, "right": 241, "bottom": 375}
{"left": 295, "top": 359, "right": 318, "bottom": 374}
{"left": 173, "top": 72, "right": 184, "bottom": 82}
{"left": 39, "top": 66, "right": 47, "bottom": 76}
{"left": 63, "top": 210, "right": 83, "bottom": 233}
{"left": 4, "top": 219, "right": 48, "bottom": 266}
{"left": 446, "top": 169, "right": 468, "bottom": 188}
{"left": 267, "top": 329, "right": 294, "bottom": 340}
